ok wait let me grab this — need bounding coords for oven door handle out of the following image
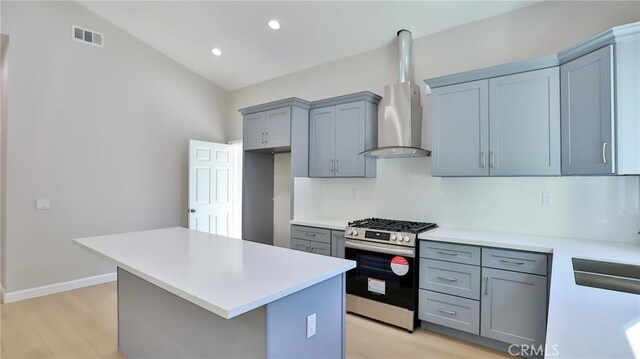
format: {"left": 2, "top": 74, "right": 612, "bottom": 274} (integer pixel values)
{"left": 345, "top": 239, "right": 415, "bottom": 258}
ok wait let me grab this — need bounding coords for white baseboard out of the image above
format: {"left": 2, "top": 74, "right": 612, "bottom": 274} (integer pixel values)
{"left": 2, "top": 272, "right": 116, "bottom": 304}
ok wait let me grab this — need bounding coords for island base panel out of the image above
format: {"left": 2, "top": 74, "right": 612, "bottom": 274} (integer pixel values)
{"left": 118, "top": 268, "right": 267, "bottom": 358}
{"left": 117, "top": 268, "right": 346, "bottom": 359}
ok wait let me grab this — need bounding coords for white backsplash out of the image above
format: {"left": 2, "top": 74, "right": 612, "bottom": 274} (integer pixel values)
{"left": 295, "top": 158, "right": 640, "bottom": 243}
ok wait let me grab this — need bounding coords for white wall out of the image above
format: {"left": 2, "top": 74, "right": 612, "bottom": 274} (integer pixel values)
{"left": 1, "top": 1, "right": 229, "bottom": 293}
{"left": 229, "top": 1, "right": 640, "bottom": 243}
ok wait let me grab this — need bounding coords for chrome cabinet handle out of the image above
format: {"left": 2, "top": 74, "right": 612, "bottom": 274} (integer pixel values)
{"left": 437, "top": 276, "right": 458, "bottom": 282}
{"left": 331, "top": 159, "right": 334, "bottom": 172}
{"left": 437, "top": 308, "right": 457, "bottom": 316}
{"left": 266, "top": 131, "right": 269, "bottom": 143}
{"left": 480, "top": 151, "right": 486, "bottom": 168}
{"left": 489, "top": 151, "right": 495, "bottom": 168}
{"left": 499, "top": 258, "right": 525, "bottom": 265}
{"left": 602, "top": 142, "right": 608, "bottom": 164}
{"left": 336, "top": 159, "right": 339, "bottom": 172}
{"left": 306, "top": 233, "right": 316, "bottom": 237}
{"left": 437, "top": 250, "right": 458, "bottom": 256}
{"left": 484, "top": 277, "right": 489, "bottom": 295}
{"left": 261, "top": 132, "right": 265, "bottom": 144}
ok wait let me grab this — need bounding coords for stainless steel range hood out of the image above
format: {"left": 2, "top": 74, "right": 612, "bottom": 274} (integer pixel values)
{"left": 363, "top": 30, "right": 430, "bottom": 158}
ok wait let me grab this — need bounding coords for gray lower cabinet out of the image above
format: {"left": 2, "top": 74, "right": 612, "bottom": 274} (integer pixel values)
{"left": 331, "top": 230, "right": 345, "bottom": 258}
{"left": 481, "top": 268, "right": 548, "bottom": 347}
{"left": 431, "top": 68, "right": 560, "bottom": 177}
{"left": 291, "top": 238, "right": 310, "bottom": 252}
{"left": 290, "top": 225, "right": 343, "bottom": 258}
{"left": 419, "top": 240, "right": 549, "bottom": 353}
{"left": 308, "top": 92, "right": 380, "bottom": 178}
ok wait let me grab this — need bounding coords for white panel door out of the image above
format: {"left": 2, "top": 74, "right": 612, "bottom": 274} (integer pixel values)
{"left": 189, "top": 140, "right": 233, "bottom": 236}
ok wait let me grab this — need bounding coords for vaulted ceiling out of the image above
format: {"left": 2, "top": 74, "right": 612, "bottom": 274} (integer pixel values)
{"left": 80, "top": 1, "right": 539, "bottom": 91}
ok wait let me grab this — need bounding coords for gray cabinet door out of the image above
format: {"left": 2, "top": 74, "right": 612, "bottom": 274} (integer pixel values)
{"left": 331, "top": 230, "right": 345, "bottom": 258}
{"left": 265, "top": 107, "right": 291, "bottom": 149}
{"left": 244, "top": 112, "right": 266, "bottom": 151}
{"left": 561, "top": 45, "right": 614, "bottom": 175}
{"left": 481, "top": 268, "right": 547, "bottom": 347}
{"left": 489, "top": 68, "right": 560, "bottom": 176}
{"left": 291, "top": 238, "right": 310, "bottom": 252}
{"left": 431, "top": 80, "right": 489, "bottom": 176}
{"left": 309, "top": 106, "right": 336, "bottom": 177}
{"left": 334, "top": 101, "right": 366, "bottom": 177}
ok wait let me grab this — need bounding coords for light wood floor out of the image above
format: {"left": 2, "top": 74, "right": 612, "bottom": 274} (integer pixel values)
{"left": 1, "top": 283, "right": 509, "bottom": 359}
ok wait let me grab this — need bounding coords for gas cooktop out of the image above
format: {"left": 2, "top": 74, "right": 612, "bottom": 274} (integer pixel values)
{"left": 347, "top": 218, "right": 437, "bottom": 234}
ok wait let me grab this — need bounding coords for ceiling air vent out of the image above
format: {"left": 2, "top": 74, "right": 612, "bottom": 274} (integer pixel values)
{"left": 72, "top": 25, "right": 103, "bottom": 47}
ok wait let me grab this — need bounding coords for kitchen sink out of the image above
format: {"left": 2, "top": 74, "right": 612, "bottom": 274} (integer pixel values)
{"left": 572, "top": 258, "right": 640, "bottom": 295}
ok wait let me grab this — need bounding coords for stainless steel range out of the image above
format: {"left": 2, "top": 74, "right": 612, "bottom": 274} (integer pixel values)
{"left": 344, "top": 218, "right": 437, "bottom": 332}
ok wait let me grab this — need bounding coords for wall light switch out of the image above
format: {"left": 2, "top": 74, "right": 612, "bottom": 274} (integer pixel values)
{"left": 542, "top": 192, "right": 553, "bottom": 206}
{"left": 36, "top": 199, "right": 51, "bottom": 210}
{"left": 306, "top": 313, "right": 316, "bottom": 339}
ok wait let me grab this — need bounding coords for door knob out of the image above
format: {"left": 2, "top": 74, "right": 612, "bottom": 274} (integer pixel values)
{"left": 189, "top": 209, "right": 196, "bottom": 213}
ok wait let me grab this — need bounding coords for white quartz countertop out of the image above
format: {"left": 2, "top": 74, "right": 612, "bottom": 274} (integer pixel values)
{"left": 290, "top": 218, "right": 349, "bottom": 231}
{"left": 74, "top": 227, "right": 355, "bottom": 319}
{"left": 418, "top": 228, "right": 640, "bottom": 359}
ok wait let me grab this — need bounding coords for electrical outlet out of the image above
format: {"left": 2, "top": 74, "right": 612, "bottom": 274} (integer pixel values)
{"left": 542, "top": 192, "right": 553, "bottom": 206}
{"left": 351, "top": 189, "right": 359, "bottom": 199}
{"left": 306, "top": 313, "right": 316, "bottom": 338}
{"left": 36, "top": 199, "right": 51, "bottom": 210}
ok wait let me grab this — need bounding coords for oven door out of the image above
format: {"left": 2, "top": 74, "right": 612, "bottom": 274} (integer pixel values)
{"left": 345, "top": 239, "right": 416, "bottom": 310}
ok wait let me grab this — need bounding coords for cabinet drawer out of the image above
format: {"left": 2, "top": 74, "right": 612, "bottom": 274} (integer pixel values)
{"left": 482, "top": 248, "right": 547, "bottom": 275}
{"left": 419, "top": 259, "right": 480, "bottom": 300}
{"left": 419, "top": 290, "right": 479, "bottom": 335}
{"left": 420, "top": 241, "right": 480, "bottom": 265}
{"left": 291, "top": 225, "right": 331, "bottom": 244}
{"left": 310, "top": 241, "right": 331, "bottom": 256}
{"left": 291, "top": 238, "right": 310, "bottom": 252}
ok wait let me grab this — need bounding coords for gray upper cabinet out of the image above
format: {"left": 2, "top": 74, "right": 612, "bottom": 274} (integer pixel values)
{"left": 481, "top": 268, "right": 548, "bottom": 347}
{"left": 560, "top": 39, "right": 640, "bottom": 175}
{"left": 244, "top": 112, "right": 267, "bottom": 151}
{"left": 561, "top": 45, "right": 613, "bottom": 175}
{"left": 334, "top": 102, "right": 367, "bottom": 177}
{"left": 489, "top": 68, "right": 560, "bottom": 176}
{"left": 242, "top": 106, "right": 292, "bottom": 151}
{"left": 431, "top": 80, "right": 489, "bottom": 177}
{"left": 431, "top": 69, "right": 560, "bottom": 177}
{"left": 309, "top": 92, "right": 380, "bottom": 178}
{"left": 309, "top": 106, "right": 336, "bottom": 177}
{"left": 426, "top": 22, "right": 640, "bottom": 177}
{"left": 265, "top": 107, "right": 291, "bottom": 149}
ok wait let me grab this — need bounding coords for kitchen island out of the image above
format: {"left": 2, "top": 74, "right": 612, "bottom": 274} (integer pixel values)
{"left": 74, "top": 227, "right": 355, "bottom": 359}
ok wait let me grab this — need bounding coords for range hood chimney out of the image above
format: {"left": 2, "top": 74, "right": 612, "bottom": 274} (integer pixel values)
{"left": 363, "top": 29, "right": 430, "bottom": 158}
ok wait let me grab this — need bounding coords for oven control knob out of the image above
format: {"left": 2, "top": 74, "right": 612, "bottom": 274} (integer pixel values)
{"left": 391, "top": 234, "right": 397, "bottom": 241}
{"left": 348, "top": 229, "right": 353, "bottom": 235}
{"left": 353, "top": 230, "right": 358, "bottom": 236}
{"left": 403, "top": 236, "right": 410, "bottom": 242}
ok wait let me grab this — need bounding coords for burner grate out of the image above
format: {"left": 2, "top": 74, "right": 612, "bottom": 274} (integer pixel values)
{"left": 348, "top": 218, "right": 437, "bottom": 234}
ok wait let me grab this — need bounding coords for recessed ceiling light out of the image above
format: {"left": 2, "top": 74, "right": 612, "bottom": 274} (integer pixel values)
{"left": 211, "top": 48, "right": 222, "bottom": 56}
{"left": 268, "top": 20, "right": 280, "bottom": 30}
